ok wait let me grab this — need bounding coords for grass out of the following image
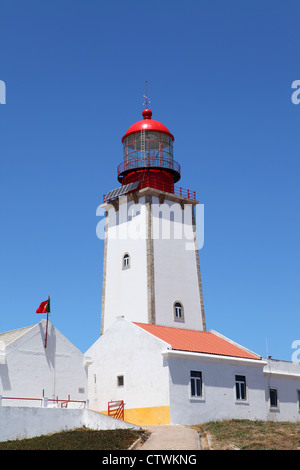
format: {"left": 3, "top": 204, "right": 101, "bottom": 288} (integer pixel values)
{"left": 2, "top": 420, "right": 300, "bottom": 450}
{"left": 196, "top": 419, "right": 300, "bottom": 450}
{"left": 0, "top": 427, "right": 144, "bottom": 450}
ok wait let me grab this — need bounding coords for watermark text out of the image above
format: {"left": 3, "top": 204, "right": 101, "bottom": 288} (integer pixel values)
{"left": 0, "top": 80, "right": 6, "bottom": 104}
{"left": 291, "top": 340, "right": 300, "bottom": 362}
{"left": 96, "top": 197, "right": 204, "bottom": 251}
{"left": 291, "top": 80, "right": 300, "bottom": 104}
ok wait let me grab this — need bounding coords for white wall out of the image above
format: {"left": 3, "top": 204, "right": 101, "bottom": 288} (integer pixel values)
{"left": 152, "top": 197, "right": 204, "bottom": 331}
{"left": 0, "top": 407, "right": 139, "bottom": 442}
{"left": 102, "top": 192, "right": 205, "bottom": 334}
{"left": 87, "top": 320, "right": 300, "bottom": 425}
{"left": 166, "top": 351, "right": 267, "bottom": 425}
{"left": 0, "top": 320, "right": 87, "bottom": 405}
{"left": 263, "top": 359, "right": 300, "bottom": 422}
{"left": 102, "top": 197, "right": 149, "bottom": 332}
{"left": 166, "top": 352, "right": 300, "bottom": 425}
{"left": 86, "top": 317, "right": 170, "bottom": 413}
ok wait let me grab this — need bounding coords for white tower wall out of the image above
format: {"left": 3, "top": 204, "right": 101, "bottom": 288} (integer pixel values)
{"left": 151, "top": 195, "right": 205, "bottom": 330}
{"left": 101, "top": 196, "right": 149, "bottom": 333}
{"left": 101, "top": 188, "right": 206, "bottom": 334}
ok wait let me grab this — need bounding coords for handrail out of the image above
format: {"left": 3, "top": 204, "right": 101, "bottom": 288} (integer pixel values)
{"left": 0, "top": 393, "right": 86, "bottom": 409}
{"left": 1, "top": 396, "right": 42, "bottom": 403}
{"left": 103, "top": 185, "right": 196, "bottom": 202}
{"left": 117, "top": 156, "right": 181, "bottom": 176}
{"left": 108, "top": 400, "right": 124, "bottom": 420}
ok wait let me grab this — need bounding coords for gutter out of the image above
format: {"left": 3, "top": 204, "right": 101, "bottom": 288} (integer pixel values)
{"left": 263, "top": 369, "right": 300, "bottom": 379}
{"left": 162, "top": 349, "right": 267, "bottom": 366}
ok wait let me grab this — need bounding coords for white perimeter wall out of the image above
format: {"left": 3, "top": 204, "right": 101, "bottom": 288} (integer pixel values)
{"left": 0, "top": 407, "right": 139, "bottom": 442}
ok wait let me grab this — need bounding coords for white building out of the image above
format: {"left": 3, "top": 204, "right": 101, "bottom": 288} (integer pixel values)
{"left": 87, "top": 317, "right": 300, "bottom": 425}
{"left": 86, "top": 106, "right": 300, "bottom": 426}
{"left": 0, "top": 319, "right": 88, "bottom": 408}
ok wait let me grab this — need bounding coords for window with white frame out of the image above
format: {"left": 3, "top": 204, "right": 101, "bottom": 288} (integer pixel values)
{"left": 190, "top": 371, "right": 202, "bottom": 398}
{"left": 235, "top": 375, "right": 247, "bottom": 400}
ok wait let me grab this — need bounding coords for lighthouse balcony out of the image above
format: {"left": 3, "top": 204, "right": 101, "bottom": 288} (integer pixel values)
{"left": 103, "top": 182, "right": 196, "bottom": 202}
{"left": 117, "top": 155, "right": 181, "bottom": 182}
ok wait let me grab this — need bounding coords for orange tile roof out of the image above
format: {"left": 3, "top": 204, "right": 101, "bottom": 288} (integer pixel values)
{"left": 133, "top": 323, "right": 261, "bottom": 360}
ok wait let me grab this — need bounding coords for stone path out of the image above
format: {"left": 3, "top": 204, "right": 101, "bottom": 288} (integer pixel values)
{"left": 135, "top": 425, "right": 201, "bottom": 450}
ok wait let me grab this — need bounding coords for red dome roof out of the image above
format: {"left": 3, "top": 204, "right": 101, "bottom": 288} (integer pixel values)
{"left": 122, "top": 108, "right": 174, "bottom": 142}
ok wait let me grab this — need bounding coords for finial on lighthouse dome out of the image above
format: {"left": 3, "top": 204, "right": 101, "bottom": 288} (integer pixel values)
{"left": 142, "top": 108, "right": 152, "bottom": 120}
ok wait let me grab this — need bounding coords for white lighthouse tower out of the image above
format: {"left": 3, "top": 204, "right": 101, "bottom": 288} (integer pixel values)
{"left": 100, "top": 105, "right": 206, "bottom": 334}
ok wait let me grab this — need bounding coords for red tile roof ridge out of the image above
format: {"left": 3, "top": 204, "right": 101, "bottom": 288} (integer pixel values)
{"left": 133, "top": 322, "right": 212, "bottom": 334}
{"left": 132, "top": 322, "right": 261, "bottom": 360}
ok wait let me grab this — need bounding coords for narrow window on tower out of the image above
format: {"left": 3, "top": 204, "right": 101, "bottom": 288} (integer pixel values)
{"left": 122, "top": 253, "right": 130, "bottom": 270}
{"left": 174, "top": 301, "right": 184, "bottom": 322}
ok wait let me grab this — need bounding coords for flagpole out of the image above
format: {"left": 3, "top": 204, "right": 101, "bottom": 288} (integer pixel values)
{"left": 44, "top": 296, "right": 50, "bottom": 349}
{"left": 44, "top": 311, "right": 48, "bottom": 348}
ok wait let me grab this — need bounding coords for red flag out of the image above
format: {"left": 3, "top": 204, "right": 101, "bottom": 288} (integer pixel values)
{"left": 36, "top": 297, "right": 50, "bottom": 314}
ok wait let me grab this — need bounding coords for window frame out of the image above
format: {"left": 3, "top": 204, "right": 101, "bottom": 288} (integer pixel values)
{"left": 235, "top": 374, "right": 247, "bottom": 401}
{"left": 173, "top": 301, "right": 184, "bottom": 323}
{"left": 190, "top": 370, "right": 203, "bottom": 399}
{"left": 269, "top": 388, "right": 279, "bottom": 409}
{"left": 117, "top": 375, "right": 124, "bottom": 387}
{"left": 122, "top": 253, "right": 130, "bottom": 270}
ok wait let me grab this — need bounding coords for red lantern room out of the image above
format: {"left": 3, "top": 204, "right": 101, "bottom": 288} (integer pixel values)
{"left": 117, "top": 108, "right": 181, "bottom": 194}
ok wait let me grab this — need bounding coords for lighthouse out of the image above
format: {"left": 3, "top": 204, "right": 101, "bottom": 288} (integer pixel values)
{"left": 86, "top": 103, "right": 300, "bottom": 427}
{"left": 100, "top": 105, "right": 206, "bottom": 334}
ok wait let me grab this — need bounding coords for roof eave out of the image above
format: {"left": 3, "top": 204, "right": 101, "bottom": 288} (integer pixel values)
{"left": 162, "top": 349, "right": 265, "bottom": 365}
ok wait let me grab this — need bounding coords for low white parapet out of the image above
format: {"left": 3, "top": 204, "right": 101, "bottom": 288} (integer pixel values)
{"left": 0, "top": 407, "right": 140, "bottom": 442}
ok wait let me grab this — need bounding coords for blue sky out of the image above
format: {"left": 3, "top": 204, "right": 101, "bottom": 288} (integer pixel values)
{"left": 0, "top": 0, "right": 299, "bottom": 361}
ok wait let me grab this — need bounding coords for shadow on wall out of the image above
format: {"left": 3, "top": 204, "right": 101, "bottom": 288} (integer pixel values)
{"left": 0, "top": 341, "right": 11, "bottom": 392}
{"left": 39, "top": 322, "right": 56, "bottom": 369}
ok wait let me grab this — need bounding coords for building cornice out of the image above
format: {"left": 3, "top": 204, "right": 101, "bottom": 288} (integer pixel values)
{"left": 162, "top": 349, "right": 266, "bottom": 365}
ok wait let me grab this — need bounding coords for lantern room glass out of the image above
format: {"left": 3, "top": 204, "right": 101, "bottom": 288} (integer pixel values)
{"left": 123, "top": 131, "right": 173, "bottom": 166}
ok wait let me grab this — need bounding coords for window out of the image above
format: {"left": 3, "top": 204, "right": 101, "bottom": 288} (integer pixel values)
{"left": 174, "top": 302, "right": 182, "bottom": 318}
{"left": 269, "top": 388, "right": 278, "bottom": 408}
{"left": 298, "top": 391, "right": 300, "bottom": 411}
{"left": 174, "top": 301, "right": 184, "bottom": 322}
{"left": 235, "top": 375, "right": 246, "bottom": 400}
{"left": 117, "top": 375, "right": 124, "bottom": 387}
{"left": 190, "top": 371, "right": 202, "bottom": 398}
{"left": 122, "top": 253, "right": 130, "bottom": 270}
